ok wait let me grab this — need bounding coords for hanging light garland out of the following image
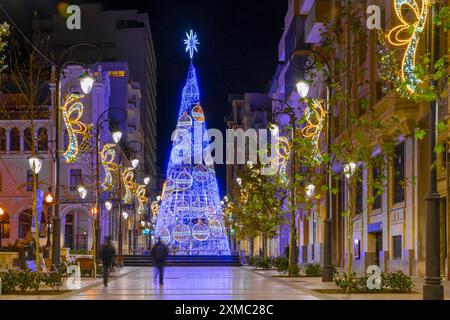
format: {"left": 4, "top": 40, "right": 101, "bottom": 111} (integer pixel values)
{"left": 122, "top": 167, "right": 137, "bottom": 204}
{"left": 301, "top": 99, "right": 326, "bottom": 165}
{"left": 386, "top": 0, "right": 429, "bottom": 93}
{"left": 61, "top": 94, "right": 92, "bottom": 163}
{"left": 135, "top": 184, "right": 148, "bottom": 213}
{"left": 100, "top": 144, "right": 118, "bottom": 191}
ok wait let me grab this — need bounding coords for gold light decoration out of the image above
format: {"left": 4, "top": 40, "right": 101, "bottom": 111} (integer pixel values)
{"left": 302, "top": 99, "right": 326, "bottom": 165}
{"left": 100, "top": 144, "right": 118, "bottom": 191}
{"left": 136, "top": 184, "right": 149, "bottom": 213}
{"left": 151, "top": 201, "right": 159, "bottom": 216}
{"left": 386, "top": 0, "right": 429, "bottom": 93}
{"left": 61, "top": 94, "right": 92, "bottom": 163}
{"left": 122, "top": 167, "right": 137, "bottom": 204}
{"left": 274, "top": 136, "right": 291, "bottom": 182}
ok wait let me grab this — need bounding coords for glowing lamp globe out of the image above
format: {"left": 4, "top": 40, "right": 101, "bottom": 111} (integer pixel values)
{"left": 144, "top": 177, "right": 151, "bottom": 185}
{"left": 344, "top": 162, "right": 357, "bottom": 179}
{"left": 131, "top": 158, "right": 139, "bottom": 169}
{"left": 141, "top": 221, "right": 146, "bottom": 227}
{"left": 236, "top": 177, "right": 242, "bottom": 187}
{"left": 0, "top": 207, "right": 4, "bottom": 216}
{"left": 112, "top": 131, "right": 122, "bottom": 144}
{"left": 305, "top": 184, "right": 315, "bottom": 198}
{"left": 45, "top": 193, "right": 54, "bottom": 204}
{"left": 270, "top": 124, "right": 279, "bottom": 136}
{"left": 105, "top": 201, "right": 112, "bottom": 211}
{"left": 156, "top": 195, "right": 161, "bottom": 202}
{"left": 296, "top": 81, "right": 310, "bottom": 98}
{"left": 28, "top": 156, "right": 43, "bottom": 174}
{"left": 78, "top": 186, "right": 87, "bottom": 199}
{"left": 122, "top": 212, "right": 129, "bottom": 220}
{"left": 79, "top": 71, "right": 94, "bottom": 94}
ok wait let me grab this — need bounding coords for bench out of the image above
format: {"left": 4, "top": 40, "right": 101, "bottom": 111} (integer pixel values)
{"left": 76, "top": 257, "right": 96, "bottom": 278}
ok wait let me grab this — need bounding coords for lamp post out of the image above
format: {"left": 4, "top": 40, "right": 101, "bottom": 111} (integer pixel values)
{"left": 94, "top": 108, "right": 125, "bottom": 262}
{"left": 424, "top": 0, "right": 444, "bottom": 300}
{"left": 28, "top": 155, "right": 43, "bottom": 271}
{"left": 296, "top": 47, "right": 333, "bottom": 282}
{"left": 271, "top": 98, "right": 298, "bottom": 275}
{"left": 44, "top": 191, "right": 54, "bottom": 257}
{"left": 50, "top": 64, "right": 95, "bottom": 271}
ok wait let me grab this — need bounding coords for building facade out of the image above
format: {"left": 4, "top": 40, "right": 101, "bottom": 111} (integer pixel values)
{"left": 32, "top": 3, "right": 158, "bottom": 181}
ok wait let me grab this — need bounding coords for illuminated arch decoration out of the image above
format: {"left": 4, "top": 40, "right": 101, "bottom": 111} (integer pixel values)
{"left": 192, "top": 104, "right": 205, "bottom": 122}
{"left": 122, "top": 167, "right": 136, "bottom": 204}
{"left": 135, "top": 184, "right": 148, "bottom": 213}
{"left": 154, "top": 31, "right": 230, "bottom": 255}
{"left": 100, "top": 144, "right": 118, "bottom": 191}
{"left": 387, "top": 0, "right": 429, "bottom": 93}
{"left": 301, "top": 99, "right": 326, "bottom": 165}
{"left": 61, "top": 94, "right": 93, "bottom": 163}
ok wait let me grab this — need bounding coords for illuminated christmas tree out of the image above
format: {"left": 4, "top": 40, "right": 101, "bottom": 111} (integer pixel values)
{"left": 154, "top": 30, "right": 230, "bottom": 255}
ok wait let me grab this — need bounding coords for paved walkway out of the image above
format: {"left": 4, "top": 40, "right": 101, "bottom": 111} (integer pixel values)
{"left": 60, "top": 266, "right": 329, "bottom": 300}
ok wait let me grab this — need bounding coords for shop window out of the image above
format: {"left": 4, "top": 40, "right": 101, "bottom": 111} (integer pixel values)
{"left": 18, "top": 209, "right": 32, "bottom": 239}
{"left": 354, "top": 239, "right": 361, "bottom": 260}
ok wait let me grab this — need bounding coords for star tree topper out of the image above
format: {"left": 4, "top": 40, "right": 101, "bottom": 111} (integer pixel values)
{"left": 184, "top": 29, "right": 199, "bottom": 59}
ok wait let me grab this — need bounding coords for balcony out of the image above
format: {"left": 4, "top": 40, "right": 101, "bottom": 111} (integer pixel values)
{"left": 304, "top": 0, "right": 330, "bottom": 44}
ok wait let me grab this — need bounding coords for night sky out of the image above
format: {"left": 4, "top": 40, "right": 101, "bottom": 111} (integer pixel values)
{"left": 1, "top": 0, "right": 287, "bottom": 194}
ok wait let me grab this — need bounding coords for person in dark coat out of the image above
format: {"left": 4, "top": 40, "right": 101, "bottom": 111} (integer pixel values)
{"left": 151, "top": 237, "right": 169, "bottom": 285}
{"left": 101, "top": 236, "right": 116, "bottom": 287}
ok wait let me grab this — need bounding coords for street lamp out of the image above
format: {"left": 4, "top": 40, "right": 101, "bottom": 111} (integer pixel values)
{"left": 344, "top": 162, "right": 357, "bottom": 179}
{"left": 131, "top": 158, "right": 139, "bottom": 169}
{"left": 140, "top": 221, "right": 146, "bottom": 227}
{"left": 122, "top": 212, "right": 129, "bottom": 220}
{"left": 112, "top": 130, "right": 123, "bottom": 144}
{"left": 296, "top": 80, "right": 310, "bottom": 98}
{"left": 79, "top": 71, "right": 94, "bottom": 94}
{"left": 105, "top": 201, "right": 112, "bottom": 212}
{"left": 78, "top": 186, "right": 88, "bottom": 199}
{"left": 28, "top": 155, "right": 43, "bottom": 174}
{"left": 305, "top": 184, "right": 315, "bottom": 198}
{"left": 156, "top": 195, "right": 161, "bottom": 202}
{"left": 269, "top": 124, "right": 279, "bottom": 136}
{"left": 143, "top": 177, "right": 150, "bottom": 186}
{"left": 236, "top": 177, "right": 242, "bottom": 187}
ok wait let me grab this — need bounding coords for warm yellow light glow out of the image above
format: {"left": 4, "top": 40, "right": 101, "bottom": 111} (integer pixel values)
{"left": 151, "top": 201, "right": 159, "bottom": 215}
{"left": 45, "top": 193, "right": 54, "bottom": 204}
{"left": 302, "top": 99, "right": 326, "bottom": 164}
{"left": 101, "top": 144, "right": 118, "bottom": 191}
{"left": 0, "top": 207, "right": 4, "bottom": 216}
{"left": 61, "top": 94, "right": 92, "bottom": 163}
{"left": 135, "top": 184, "right": 149, "bottom": 213}
{"left": 386, "top": 0, "right": 429, "bottom": 93}
{"left": 122, "top": 167, "right": 137, "bottom": 204}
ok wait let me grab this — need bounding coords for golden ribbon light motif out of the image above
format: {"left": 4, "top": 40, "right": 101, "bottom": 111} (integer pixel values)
{"left": 61, "top": 94, "right": 92, "bottom": 163}
{"left": 386, "top": 0, "right": 429, "bottom": 93}
{"left": 302, "top": 99, "right": 326, "bottom": 165}
{"left": 122, "top": 167, "right": 137, "bottom": 204}
{"left": 135, "top": 184, "right": 149, "bottom": 213}
{"left": 101, "top": 144, "right": 118, "bottom": 191}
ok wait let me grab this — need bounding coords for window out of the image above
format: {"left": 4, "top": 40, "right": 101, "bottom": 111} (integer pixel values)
{"left": 70, "top": 169, "right": 82, "bottom": 191}
{"left": 354, "top": 239, "right": 361, "bottom": 260}
{"left": 356, "top": 170, "right": 363, "bottom": 215}
{"left": 0, "top": 128, "right": 6, "bottom": 152}
{"left": 26, "top": 170, "right": 33, "bottom": 191}
{"left": 37, "top": 127, "right": 48, "bottom": 152}
{"left": 393, "top": 142, "right": 405, "bottom": 204}
{"left": 372, "top": 164, "right": 382, "bottom": 210}
{"left": 0, "top": 211, "right": 10, "bottom": 238}
{"left": 18, "top": 209, "right": 32, "bottom": 239}
{"left": 24, "top": 128, "right": 32, "bottom": 152}
{"left": 392, "top": 235, "right": 402, "bottom": 259}
{"left": 9, "top": 128, "right": 20, "bottom": 152}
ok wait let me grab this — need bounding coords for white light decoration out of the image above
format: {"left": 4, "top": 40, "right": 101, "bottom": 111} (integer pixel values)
{"left": 156, "top": 195, "right": 161, "bottom": 202}
{"left": 296, "top": 80, "right": 310, "bottom": 98}
{"left": 105, "top": 201, "right": 112, "bottom": 211}
{"left": 100, "top": 144, "right": 118, "bottom": 191}
{"left": 78, "top": 186, "right": 87, "bottom": 199}
{"left": 173, "top": 223, "right": 191, "bottom": 242}
{"left": 122, "top": 212, "right": 128, "bottom": 220}
{"left": 144, "top": 177, "right": 151, "bottom": 185}
{"left": 344, "top": 162, "right": 357, "bottom": 179}
{"left": 141, "top": 221, "right": 146, "bottom": 227}
{"left": 79, "top": 71, "right": 94, "bottom": 94}
{"left": 112, "top": 130, "right": 122, "bottom": 144}
{"left": 184, "top": 29, "right": 200, "bottom": 59}
{"left": 305, "top": 184, "right": 315, "bottom": 198}
{"left": 28, "top": 156, "right": 43, "bottom": 174}
{"left": 302, "top": 99, "right": 326, "bottom": 165}
{"left": 131, "top": 158, "right": 139, "bottom": 169}
{"left": 236, "top": 177, "right": 242, "bottom": 186}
